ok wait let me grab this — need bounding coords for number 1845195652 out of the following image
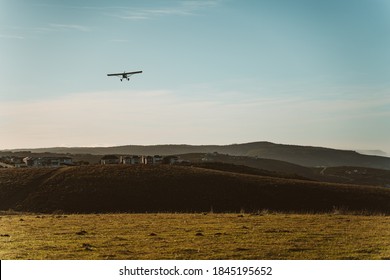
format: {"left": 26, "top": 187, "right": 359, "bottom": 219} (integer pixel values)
{"left": 212, "top": 266, "right": 272, "bottom": 276}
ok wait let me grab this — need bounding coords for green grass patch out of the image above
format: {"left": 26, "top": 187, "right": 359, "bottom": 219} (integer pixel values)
{"left": 1, "top": 213, "right": 390, "bottom": 260}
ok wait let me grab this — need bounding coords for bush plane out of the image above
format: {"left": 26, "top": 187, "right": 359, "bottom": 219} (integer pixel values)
{"left": 107, "top": 70, "right": 142, "bottom": 81}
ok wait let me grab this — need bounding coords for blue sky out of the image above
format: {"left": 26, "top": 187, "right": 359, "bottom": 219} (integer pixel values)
{"left": 1, "top": 0, "right": 389, "bottom": 153}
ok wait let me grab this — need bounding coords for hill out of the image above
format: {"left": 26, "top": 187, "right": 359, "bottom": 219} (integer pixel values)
{"left": 184, "top": 153, "right": 390, "bottom": 187}
{"left": 312, "top": 166, "right": 390, "bottom": 187}
{"left": 2, "top": 150, "right": 390, "bottom": 187}
{"left": 6, "top": 141, "right": 390, "bottom": 170}
{"left": 181, "top": 153, "right": 316, "bottom": 179}
{"left": 357, "top": 150, "right": 388, "bottom": 157}
{"left": 1, "top": 165, "right": 390, "bottom": 214}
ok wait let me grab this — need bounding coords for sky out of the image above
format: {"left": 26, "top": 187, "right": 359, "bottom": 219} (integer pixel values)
{"left": 1, "top": 0, "right": 390, "bottom": 153}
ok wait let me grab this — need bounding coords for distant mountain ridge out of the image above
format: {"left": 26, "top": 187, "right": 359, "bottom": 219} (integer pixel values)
{"left": 356, "top": 150, "right": 388, "bottom": 157}
{"left": 6, "top": 141, "right": 390, "bottom": 170}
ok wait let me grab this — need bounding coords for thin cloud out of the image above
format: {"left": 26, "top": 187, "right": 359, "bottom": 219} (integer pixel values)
{"left": 113, "top": 0, "right": 221, "bottom": 21}
{"left": 182, "top": 0, "right": 221, "bottom": 9}
{"left": 7, "top": 24, "right": 91, "bottom": 37}
{"left": 115, "top": 9, "right": 189, "bottom": 21}
{"left": 109, "top": 39, "right": 130, "bottom": 43}
{"left": 31, "top": 27, "right": 54, "bottom": 33}
{"left": 49, "top": 24, "right": 90, "bottom": 32}
{"left": 3, "top": 24, "right": 92, "bottom": 38}
{"left": 0, "top": 34, "right": 24, "bottom": 39}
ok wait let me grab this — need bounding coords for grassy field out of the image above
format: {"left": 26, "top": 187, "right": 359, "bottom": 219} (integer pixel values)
{"left": 1, "top": 212, "right": 390, "bottom": 260}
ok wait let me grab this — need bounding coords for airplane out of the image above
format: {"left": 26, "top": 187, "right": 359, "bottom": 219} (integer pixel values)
{"left": 107, "top": 70, "right": 142, "bottom": 81}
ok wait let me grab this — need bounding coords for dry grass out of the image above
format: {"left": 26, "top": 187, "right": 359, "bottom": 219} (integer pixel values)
{"left": 2, "top": 165, "right": 390, "bottom": 214}
{"left": 1, "top": 213, "right": 390, "bottom": 260}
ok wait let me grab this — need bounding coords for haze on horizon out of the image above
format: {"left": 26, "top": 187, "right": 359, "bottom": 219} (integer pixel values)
{"left": 1, "top": 0, "right": 389, "bottom": 154}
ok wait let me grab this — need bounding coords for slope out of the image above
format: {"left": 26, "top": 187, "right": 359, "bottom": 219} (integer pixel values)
{"left": 1, "top": 165, "right": 390, "bottom": 214}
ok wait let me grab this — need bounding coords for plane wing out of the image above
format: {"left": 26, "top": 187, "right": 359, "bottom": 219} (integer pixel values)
{"left": 107, "top": 71, "right": 143, "bottom": 76}
{"left": 124, "top": 71, "right": 142, "bottom": 75}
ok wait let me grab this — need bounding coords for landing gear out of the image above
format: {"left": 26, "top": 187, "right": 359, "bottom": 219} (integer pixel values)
{"left": 120, "top": 79, "right": 123, "bottom": 81}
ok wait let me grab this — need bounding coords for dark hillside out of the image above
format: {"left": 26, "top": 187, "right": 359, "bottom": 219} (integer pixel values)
{"left": 181, "top": 153, "right": 315, "bottom": 179}
{"left": 1, "top": 165, "right": 390, "bottom": 214}
{"left": 185, "top": 154, "right": 390, "bottom": 187}
{"left": 0, "top": 168, "right": 57, "bottom": 210}
{"left": 191, "top": 162, "right": 312, "bottom": 181}
{"left": 312, "top": 166, "right": 390, "bottom": 187}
